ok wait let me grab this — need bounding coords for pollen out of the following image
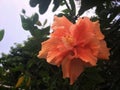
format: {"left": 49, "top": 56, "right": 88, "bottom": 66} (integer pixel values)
{"left": 62, "top": 35, "right": 74, "bottom": 48}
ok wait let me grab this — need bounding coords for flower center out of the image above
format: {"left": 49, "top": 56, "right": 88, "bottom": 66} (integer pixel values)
{"left": 62, "top": 35, "right": 74, "bottom": 48}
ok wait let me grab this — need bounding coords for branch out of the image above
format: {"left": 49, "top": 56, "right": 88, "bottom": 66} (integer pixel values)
{"left": 0, "top": 83, "right": 13, "bottom": 89}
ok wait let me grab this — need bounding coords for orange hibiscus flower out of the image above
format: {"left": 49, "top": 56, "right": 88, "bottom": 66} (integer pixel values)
{"left": 38, "top": 16, "right": 110, "bottom": 85}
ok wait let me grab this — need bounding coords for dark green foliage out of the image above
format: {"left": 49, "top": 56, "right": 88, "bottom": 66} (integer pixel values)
{"left": 52, "top": 0, "right": 62, "bottom": 12}
{"left": 29, "top": 0, "right": 39, "bottom": 7}
{"left": 38, "top": 0, "right": 51, "bottom": 14}
{"left": 96, "top": 2, "right": 120, "bottom": 29}
{"left": 0, "top": 29, "right": 4, "bottom": 41}
{"left": 78, "top": 0, "right": 105, "bottom": 15}
{"left": 29, "top": 0, "right": 51, "bottom": 14}
{"left": 69, "top": 0, "right": 76, "bottom": 16}
{"left": 29, "top": 0, "right": 65, "bottom": 14}
{"left": 20, "top": 13, "right": 39, "bottom": 31}
{"left": 20, "top": 12, "right": 50, "bottom": 39}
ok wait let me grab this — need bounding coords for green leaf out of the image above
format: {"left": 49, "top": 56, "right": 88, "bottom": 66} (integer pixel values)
{"left": 39, "top": 0, "right": 51, "bottom": 14}
{"left": 22, "top": 9, "right": 26, "bottom": 14}
{"left": 41, "top": 26, "right": 50, "bottom": 35}
{"left": 11, "top": 64, "right": 24, "bottom": 72}
{"left": 43, "top": 19, "right": 47, "bottom": 26}
{"left": 29, "top": 0, "right": 38, "bottom": 7}
{"left": 22, "top": 22, "right": 31, "bottom": 30}
{"left": 62, "top": 9, "right": 71, "bottom": 14}
{"left": 20, "top": 15, "right": 33, "bottom": 30}
{"left": 31, "top": 13, "right": 39, "bottom": 24}
{"left": 0, "top": 29, "right": 4, "bottom": 41}
{"left": 69, "top": 0, "right": 76, "bottom": 16}
{"left": 27, "top": 59, "right": 35, "bottom": 69}
{"left": 52, "top": 0, "right": 62, "bottom": 12}
{"left": 78, "top": 0, "right": 105, "bottom": 15}
{"left": 33, "top": 29, "right": 41, "bottom": 38}
{"left": 20, "top": 15, "right": 29, "bottom": 30}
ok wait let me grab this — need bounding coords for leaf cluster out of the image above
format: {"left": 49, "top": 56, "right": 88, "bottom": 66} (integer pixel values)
{"left": 29, "top": 0, "right": 64, "bottom": 14}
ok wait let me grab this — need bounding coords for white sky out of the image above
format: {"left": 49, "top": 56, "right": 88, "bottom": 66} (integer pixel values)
{"left": 0, "top": 0, "right": 54, "bottom": 54}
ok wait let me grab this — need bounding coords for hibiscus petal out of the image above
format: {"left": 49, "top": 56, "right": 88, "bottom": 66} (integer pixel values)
{"left": 93, "top": 21, "right": 105, "bottom": 40}
{"left": 77, "top": 47, "right": 97, "bottom": 66}
{"left": 47, "top": 49, "right": 59, "bottom": 63}
{"left": 38, "top": 38, "right": 62, "bottom": 58}
{"left": 51, "top": 27, "right": 67, "bottom": 38}
{"left": 98, "top": 40, "right": 110, "bottom": 59}
{"left": 47, "top": 49, "right": 68, "bottom": 66}
{"left": 76, "top": 17, "right": 94, "bottom": 33}
{"left": 69, "top": 59, "right": 84, "bottom": 85}
{"left": 52, "top": 16, "right": 73, "bottom": 31}
{"left": 62, "top": 56, "right": 72, "bottom": 78}
{"left": 88, "top": 38, "right": 100, "bottom": 56}
{"left": 70, "top": 19, "right": 95, "bottom": 46}
{"left": 37, "top": 40, "right": 50, "bottom": 58}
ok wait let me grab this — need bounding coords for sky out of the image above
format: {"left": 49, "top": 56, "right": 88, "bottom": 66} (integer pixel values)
{"left": 0, "top": 0, "right": 54, "bottom": 55}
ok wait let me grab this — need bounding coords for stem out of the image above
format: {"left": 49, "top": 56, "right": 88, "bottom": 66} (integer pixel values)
{"left": 64, "top": 0, "right": 71, "bottom": 10}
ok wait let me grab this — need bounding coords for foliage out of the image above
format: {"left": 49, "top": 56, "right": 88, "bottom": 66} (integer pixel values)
{"left": 0, "top": 0, "right": 120, "bottom": 90}
{"left": 0, "top": 29, "right": 4, "bottom": 41}
{"left": 29, "top": 0, "right": 64, "bottom": 14}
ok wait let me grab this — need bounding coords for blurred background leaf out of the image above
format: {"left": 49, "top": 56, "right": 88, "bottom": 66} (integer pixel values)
{"left": 0, "top": 29, "right": 4, "bottom": 41}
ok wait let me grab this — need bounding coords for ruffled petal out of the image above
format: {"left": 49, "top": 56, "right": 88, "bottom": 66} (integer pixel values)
{"left": 69, "top": 59, "right": 84, "bottom": 85}
{"left": 52, "top": 16, "right": 73, "bottom": 31}
{"left": 38, "top": 38, "right": 62, "bottom": 58}
{"left": 70, "top": 18, "right": 95, "bottom": 46}
{"left": 51, "top": 27, "right": 67, "bottom": 38}
{"left": 37, "top": 40, "right": 50, "bottom": 58}
{"left": 76, "top": 17, "right": 94, "bottom": 33}
{"left": 98, "top": 40, "right": 110, "bottom": 59}
{"left": 77, "top": 47, "right": 97, "bottom": 66}
{"left": 47, "top": 49, "right": 60, "bottom": 63}
{"left": 62, "top": 55, "right": 73, "bottom": 78}
{"left": 92, "top": 21, "right": 105, "bottom": 40}
{"left": 88, "top": 38, "right": 100, "bottom": 56}
{"left": 47, "top": 50, "right": 68, "bottom": 66}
